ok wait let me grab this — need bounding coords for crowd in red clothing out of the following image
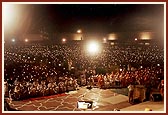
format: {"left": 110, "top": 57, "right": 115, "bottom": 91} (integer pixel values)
{"left": 87, "top": 66, "right": 163, "bottom": 89}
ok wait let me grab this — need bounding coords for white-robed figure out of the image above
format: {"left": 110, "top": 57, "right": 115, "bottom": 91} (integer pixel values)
{"left": 104, "top": 75, "right": 110, "bottom": 88}
{"left": 41, "top": 81, "right": 47, "bottom": 96}
{"left": 47, "top": 82, "right": 52, "bottom": 94}
{"left": 37, "top": 83, "right": 43, "bottom": 96}
{"left": 48, "top": 81, "right": 55, "bottom": 95}
{"left": 69, "top": 77, "right": 73, "bottom": 87}
{"left": 14, "top": 78, "right": 19, "bottom": 86}
{"left": 107, "top": 74, "right": 113, "bottom": 87}
{"left": 4, "top": 80, "right": 8, "bottom": 97}
{"left": 29, "top": 81, "right": 38, "bottom": 97}
{"left": 58, "top": 80, "right": 65, "bottom": 93}
{"left": 73, "top": 79, "right": 79, "bottom": 90}
{"left": 13, "top": 84, "right": 21, "bottom": 100}
{"left": 52, "top": 82, "right": 59, "bottom": 94}
{"left": 66, "top": 77, "right": 74, "bottom": 91}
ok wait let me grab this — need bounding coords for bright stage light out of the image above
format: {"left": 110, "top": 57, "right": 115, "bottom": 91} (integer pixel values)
{"left": 77, "top": 29, "right": 82, "bottom": 33}
{"left": 108, "top": 33, "right": 117, "bottom": 40}
{"left": 87, "top": 41, "right": 100, "bottom": 54}
{"left": 62, "top": 38, "right": 66, "bottom": 42}
{"left": 140, "top": 32, "right": 152, "bottom": 40}
{"left": 11, "top": 38, "right": 15, "bottom": 42}
{"left": 3, "top": 4, "right": 13, "bottom": 24}
{"left": 25, "top": 39, "right": 28, "bottom": 42}
{"left": 3, "top": 4, "right": 19, "bottom": 29}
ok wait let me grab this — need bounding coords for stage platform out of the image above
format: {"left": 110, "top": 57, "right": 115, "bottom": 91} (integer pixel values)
{"left": 4, "top": 86, "right": 164, "bottom": 112}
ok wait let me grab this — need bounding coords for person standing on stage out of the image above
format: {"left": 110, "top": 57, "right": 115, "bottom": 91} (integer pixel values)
{"left": 127, "top": 83, "right": 134, "bottom": 104}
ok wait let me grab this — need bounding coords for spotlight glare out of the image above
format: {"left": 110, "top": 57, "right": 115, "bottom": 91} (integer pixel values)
{"left": 25, "top": 39, "right": 28, "bottom": 42}
{"left": 11, "top": 38, "right": 15, "bottom": 42}
{"left": 62, "top": 38, "right": 66, "bottom": 42}
{"left": 87, "top": 41, "right": 99, "bottom": 54}
{"left": 77, "top": 29, "right": 82, "bottom": 33}
{"left": 3, "top": 4, "right": 20, "bottom": 30}
{"left": 3, "top": 4, "right": 14, "bottom": 25}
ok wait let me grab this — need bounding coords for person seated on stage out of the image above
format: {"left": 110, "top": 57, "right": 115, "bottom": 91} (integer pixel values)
{"left": 98, "top": 75, "right": 104, "bottom": 89}
{"left": 52, "top": 82, "right": 59, "bottom": 94}
{"left": 68, "top": 77, "right": 73, "bottom": 87}
{"left": 37, "top": 82, "right": 43, "bottom": 97}
{"left": 58, "top": 80, "right": 66, "bottom": 93}
{"left": 13, "top": 84, "right": 21, "bottom": 100}
{"left": 73, "top": 79, "right": 79, "bottom": 90}
{"left": 47, "top": 81, "right": 53, "bottom": 95}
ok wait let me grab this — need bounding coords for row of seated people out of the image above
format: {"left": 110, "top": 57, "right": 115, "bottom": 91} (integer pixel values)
{"left": 6, "top": 78, "right": 79, "bottom": 101}
{"left": 84, "top": 76, "right": 121, "bottom": 88}
{"left": 6, "top": 74, "right": 124, "bottom": 101}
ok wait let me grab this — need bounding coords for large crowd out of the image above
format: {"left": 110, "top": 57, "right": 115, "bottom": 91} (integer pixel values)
{"left": 4, "top": 41, "right": 164, "bottom": 101}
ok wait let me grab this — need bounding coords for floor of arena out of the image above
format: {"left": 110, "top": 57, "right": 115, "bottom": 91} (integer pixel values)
{"left": 5, "top": 86, "right": 164, "bottom": 112}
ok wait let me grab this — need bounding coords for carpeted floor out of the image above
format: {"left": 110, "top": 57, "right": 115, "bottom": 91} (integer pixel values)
{"left": 6, "top": 87, "right": 133, "bottom": 111}
{"left": 22, "top": 93, "right": 67, "bottom": 102}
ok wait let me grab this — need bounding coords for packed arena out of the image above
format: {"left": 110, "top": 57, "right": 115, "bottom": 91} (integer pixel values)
{"left": 4, "top": 41, "right": 164, "bottom": 101}
{"left": 3, "top": 3, "right": 165, "bottom": 111}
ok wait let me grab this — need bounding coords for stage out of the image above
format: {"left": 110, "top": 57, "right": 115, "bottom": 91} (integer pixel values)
{"left": 4, "top": 86, "right": 164, "bottom": 112}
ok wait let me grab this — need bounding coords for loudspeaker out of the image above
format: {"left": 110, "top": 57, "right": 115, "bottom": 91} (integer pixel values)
{"left": 150, "top": 93, "right": 162, "bottom": 101}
